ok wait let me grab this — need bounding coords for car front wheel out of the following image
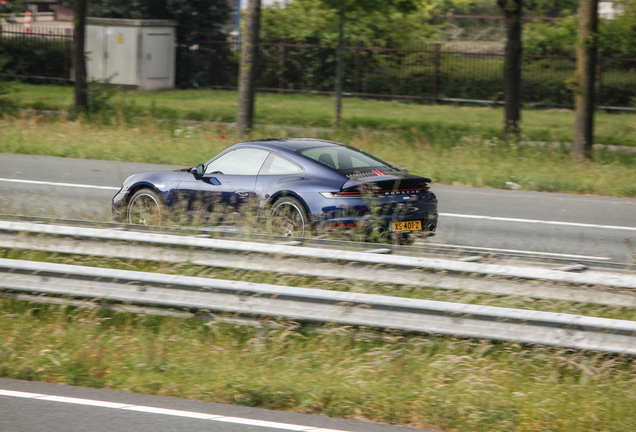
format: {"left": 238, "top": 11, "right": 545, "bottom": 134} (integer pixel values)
{"left": 127, "top": 188, "right": 164, "bottom": 226}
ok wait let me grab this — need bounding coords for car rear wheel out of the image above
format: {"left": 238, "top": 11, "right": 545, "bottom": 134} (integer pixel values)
{"left": 270, "top": 197, "right": 309, "bottom": 238}
{"left": 127, "top": 189, "right": 164, "bottom": 226}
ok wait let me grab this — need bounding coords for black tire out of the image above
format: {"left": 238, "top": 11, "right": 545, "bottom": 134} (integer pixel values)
{"left": 270, "top": 197, "right": 310, "bottom": 238}
{"left": 127, "top": 189, "right": 164, "bottom": 226}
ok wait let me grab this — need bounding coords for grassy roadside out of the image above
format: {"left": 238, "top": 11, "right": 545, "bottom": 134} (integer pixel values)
{"left": 2, "top": 245, "right": 636, "bottom": 431}
{"left": 2, "top": 296, "right": 636, "bottom": 432}
{"left": 1, "top": 110, "right": 635, "bottom": 197}
{"left": 3, "top": 83, "right": 636, "bottom": 147}
{"left": 2, "top": 234, "right": 636, "bottom": 432}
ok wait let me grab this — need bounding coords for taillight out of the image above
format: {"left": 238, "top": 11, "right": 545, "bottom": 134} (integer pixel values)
{"left": 320, "top": 186, "right": 429, "bottom": 199}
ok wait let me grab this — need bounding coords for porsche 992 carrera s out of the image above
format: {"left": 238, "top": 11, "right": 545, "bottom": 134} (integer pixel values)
{"left": 112, "top": 138, "right": 438, "bottom": 241}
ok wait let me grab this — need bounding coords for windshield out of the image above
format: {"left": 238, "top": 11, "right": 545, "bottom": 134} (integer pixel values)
{"left": 298, "top": 146, "right": 396, "bottom": 175}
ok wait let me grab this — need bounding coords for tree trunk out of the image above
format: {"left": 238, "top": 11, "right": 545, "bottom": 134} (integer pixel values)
{"left": 73, "top": 0, "right": 88, "bottom": 112}
{"left": 334, "top": 17, "right": 344, "bottom": 127}
{"left": 573, "top": 0, "right": 599, "bottom": 162}
{"left": 497, "top": 0, "right": 523, "bottom": 138}
{"left": 236, "top": 0, "right": 262, "bottom": 135}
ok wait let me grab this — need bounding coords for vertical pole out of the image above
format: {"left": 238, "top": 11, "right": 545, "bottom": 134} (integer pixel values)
{"left": 207, "top": 38, "right": 215, "bottom": 86}
{"left": 433, "top": 42, "right": 441, "bottom": 102}
{"left": 573, "top": 0, "right": 599, "bottom": 162}
{"left": 597, "top": 49, "right": 605, "bottom": 108}
{"left": 73, "top": 0, "right": 88, "bottom": 111}
{"left": 497, "top": 0, "right": 523, "bottom": 138}
{"left": 236, "top": 0, "right": 262, "bottom": 135}
{"left": 335, "top": 16, "right": 343, "bottom": 127}
{"left": 235, "top": 0, "right": 242, "bottom": 50}
{"left": 355, "top": 40, "right": 362, "bottom": 94}
{"left": 279, "top": 37, "right": 286, "bottom": 93}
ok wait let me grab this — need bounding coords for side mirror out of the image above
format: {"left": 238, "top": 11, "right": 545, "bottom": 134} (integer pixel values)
{"left": 195, "top": 164, "right": 205, "bottom": 178}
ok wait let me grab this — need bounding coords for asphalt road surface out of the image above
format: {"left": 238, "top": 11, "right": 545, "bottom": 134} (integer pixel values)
{"left": 0, "top": 379, "right": 431, "bottom": 432}
{"left": 1, "top": 153, "right": 635, "bottom": 262}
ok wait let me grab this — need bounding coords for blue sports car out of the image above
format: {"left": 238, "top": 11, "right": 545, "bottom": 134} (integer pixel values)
{"left": 112, "top": 138, "right": 438, "bottom": 241}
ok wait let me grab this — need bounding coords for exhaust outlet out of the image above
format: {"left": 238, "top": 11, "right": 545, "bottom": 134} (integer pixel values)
{"left": 427, "top": 223, "right": 436, "bottom": 231}
{"left": 373, "top": 226, "right": 386, "bottom": 236}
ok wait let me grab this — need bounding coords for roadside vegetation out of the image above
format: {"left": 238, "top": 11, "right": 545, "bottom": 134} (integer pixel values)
{"left": 1, "top": 86, "right": 635, "bottom": 197}
{"left": 1, "top": 294, "right": 635, "bottom": 432}
{"left": 2, "top": 237, "right": 636, "bottom": 431}
{"left": 3, "top": 84, "right": 636, "bottom": 147}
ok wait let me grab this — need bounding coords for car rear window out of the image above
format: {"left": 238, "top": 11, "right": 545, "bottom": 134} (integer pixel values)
{"left": 298, "top": 146, "right": 394, "bottom": 175}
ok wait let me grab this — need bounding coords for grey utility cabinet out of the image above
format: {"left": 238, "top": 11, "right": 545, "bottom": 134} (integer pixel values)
{"left": 85, "top": 18, "right": 177, "bottom": 91}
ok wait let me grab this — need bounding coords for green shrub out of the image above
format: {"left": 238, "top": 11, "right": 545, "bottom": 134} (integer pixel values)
{"left": 0, "top": 36, "right": 72, "bottom": 81}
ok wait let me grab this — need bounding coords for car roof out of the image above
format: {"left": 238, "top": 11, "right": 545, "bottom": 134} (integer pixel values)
{"left": 237, "top": 138, "right": 345, "bottom": 152}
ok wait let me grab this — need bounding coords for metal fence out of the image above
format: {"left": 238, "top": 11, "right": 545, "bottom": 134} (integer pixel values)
{"left": 0, "top": 24, "right": 73, "bottom": 81}
{"left": 199, "top": 39, "right": 636, "bottom": 109}
{"left": 1, "top": 24, "right": 635, "bottom": 109}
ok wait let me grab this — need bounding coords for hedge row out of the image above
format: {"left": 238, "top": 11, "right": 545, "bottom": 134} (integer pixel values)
{"left": 196, "top": 43, "right": 636, "bottom": 107}
{"left": 0, "top": 36, "right": 72, "bottom": 81}
{"left": 1, "top": 33, "right": 634, "bottom": 108}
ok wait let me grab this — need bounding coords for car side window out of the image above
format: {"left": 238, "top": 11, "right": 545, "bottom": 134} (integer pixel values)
{"left": 205, "top": 148, "right": 269, "bottom": 176}
{"left": 260, "top": 154, "right": 304, "bottom": 175}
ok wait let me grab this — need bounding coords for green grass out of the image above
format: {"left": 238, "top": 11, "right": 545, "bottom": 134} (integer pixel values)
{"left": 1, "top": 110, "right": 635, "bottom": 197}
{"left": 2, "top": 297, "right": 636, "bottom": 432}
{"left": 3, "top": 83, "right": 636, "bottom": 147}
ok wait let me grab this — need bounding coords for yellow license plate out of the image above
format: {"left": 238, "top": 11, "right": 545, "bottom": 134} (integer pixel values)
{"left": 390, "top": 220, "right": 422, "bottom": 232}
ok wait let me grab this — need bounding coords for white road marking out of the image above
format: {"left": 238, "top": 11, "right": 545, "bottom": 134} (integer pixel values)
{"left": 0, "top": 389, "right": 347, "bottom": 431}
{"left": 2, "top": 177, "right": 633, "bottom": 232}
{"left": 0, "top": 178, "right": 120, "bottom": 191}
{"left": 441, "top": 212, "right": 636, "bottom": 231}
{"left": 424, "top": 243, "right": 610, "bottom": 260}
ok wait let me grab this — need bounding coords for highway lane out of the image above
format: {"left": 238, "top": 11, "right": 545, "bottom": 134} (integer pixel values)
{"left": 0, "top": 379, "right": 429, "bottom": 432}
{"left": 1, "top": 153, "right": 635, "bottom": 262}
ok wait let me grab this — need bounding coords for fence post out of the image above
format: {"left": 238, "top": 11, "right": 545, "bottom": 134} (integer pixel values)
{"left": 207, "top": 39, "right": 215, "bottom": 86}
{"left": 355, "top": 40, "right": 363, "bottom": 94}
{"left": 597, "top": 49, "right": 605, "bottom": 107}
{"left": 433, "top": 42, "right": 441, "bottom": 102}
{"left": 65, "top": 28, "right": 73, "bottom": 81}
{"left": 279, "top": 37, "right": 286, "bottom": 93}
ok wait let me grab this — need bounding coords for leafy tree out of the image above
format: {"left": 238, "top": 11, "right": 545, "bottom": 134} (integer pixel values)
{"left": 525, "top": 0, "right": 636, "bottom": 58}
{"left": 0, "top": 0, "right": 20, "bottom": 105}
{"left": 435, "top": 0, "right": 578, "bottom": 17}
{"left": 523, "top": 15, "right": 578, "bottom": 55}
{"left": 261, "top": 0, "right": 438, "bottom": 47}
{"left": 599, "top": 0, "right": 636, "bottom": 57}
{"left": 87, "top": 0, "right": 230, "bottom": 44}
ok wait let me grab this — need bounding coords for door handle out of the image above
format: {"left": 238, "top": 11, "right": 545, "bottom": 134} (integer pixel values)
{"left": 235, "top": 191, "right": 249, "bottom": 197}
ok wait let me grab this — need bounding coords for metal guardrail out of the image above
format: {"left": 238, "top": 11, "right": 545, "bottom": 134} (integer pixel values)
{"left": 2, "top": 222, "right": 635, "bottom": 308}
{"left": 3, "top": 214, "right": 631, "bottom": 270}
{"left": 2, "top": 258, "right": 636, "bottom": 355}
{"left": 1, "top": 221, "right": 635, "bottom": 290}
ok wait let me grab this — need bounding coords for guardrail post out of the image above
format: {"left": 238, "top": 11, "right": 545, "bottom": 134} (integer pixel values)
{"left": 279, "top": 37, "right": 286, "bottom": 93}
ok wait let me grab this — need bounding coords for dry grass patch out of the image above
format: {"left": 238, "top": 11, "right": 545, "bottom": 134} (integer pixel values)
{"left": 1, "top": 298, "right": 635, "bottom": 432}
